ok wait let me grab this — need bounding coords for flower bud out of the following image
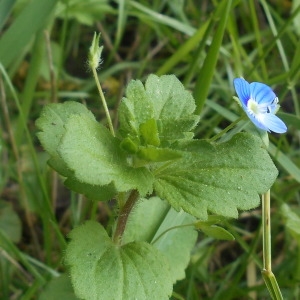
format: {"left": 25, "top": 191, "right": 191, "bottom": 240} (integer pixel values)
{"left": 88, "top": 32, "right": 103, "bottom": 69}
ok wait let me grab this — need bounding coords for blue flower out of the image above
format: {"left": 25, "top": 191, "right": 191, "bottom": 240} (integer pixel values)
{"left": 233, "top": 78, "right": 287, "bottom": 133}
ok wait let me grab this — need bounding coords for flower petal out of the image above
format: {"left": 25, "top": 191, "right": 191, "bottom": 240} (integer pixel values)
{"left": 233, "top": 78, "right": 250, "bottom": 106}
{"left": 245, "top": 112, "right": 269, "bottom": 131}
{"left": 234, "top": 78, "right": 287, "bottom": 134}
{"left": 249, "top": 82, "right": 276, "bottom": 105}
{"left": 260, "top": 113, "right": 287, "bottom": 133}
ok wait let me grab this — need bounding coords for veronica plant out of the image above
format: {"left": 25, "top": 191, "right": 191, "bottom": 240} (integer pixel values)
{"left": 36, "top": 34, "right": 282, "bottom": 299}
{"left": 234, "top": 78, "right": 286, "bottom": 300}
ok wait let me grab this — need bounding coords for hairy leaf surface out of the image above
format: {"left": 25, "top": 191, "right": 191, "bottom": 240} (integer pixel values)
{"left": 119, "top": 74, "right": 200, "bottom": 147}
{"left": 154, "top": 133, "right": 278, "bottom": 219}
{"left": 65, "top": 221, "right": 172, "bottom": 300}
{"left": 36, "top": 101, "right": 152, "bottom": 198}
{"left": 58, "top": 114, "right": 153, "bottom": 195}
{"left": 36, "top": 101, "right": 94, "bottom": 176}
{"left": 123, "top": 197, "right": 197, "bottom": 283}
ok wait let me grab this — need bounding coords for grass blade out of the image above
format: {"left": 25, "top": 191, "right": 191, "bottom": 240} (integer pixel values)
{"left": 0, "top": 0, "right": 17, "bottom": 30}
{"left": 0, "top": 0, "right": 58, "bottom": 68}
{"left": 194, "top": 0, "right": 233, "bottom": 114}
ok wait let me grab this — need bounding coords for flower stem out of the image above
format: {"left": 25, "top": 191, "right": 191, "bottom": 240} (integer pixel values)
{"left": 92, "top": 67, "right": 115, "bottom": 136}
{"left": 209, "top": 116, "right": 244, "bottom": 142}
{"left": 261, "top": 190, "right": 283, "bottom": 300}
{"left": 262, "top": 190, "right": 271, "bottom": 272}
{"left": 113, "top": 190, "right": 139, "bottom": 245}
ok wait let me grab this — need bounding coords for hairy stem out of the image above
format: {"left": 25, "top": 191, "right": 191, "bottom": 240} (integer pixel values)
{"left": 113, "top": 190, "right": 139, "bottom": 245}
{"left": 92, "top": 67, "right": 115, "bottom": 136}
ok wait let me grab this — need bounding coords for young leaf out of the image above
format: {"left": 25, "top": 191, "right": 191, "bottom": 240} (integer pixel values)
{"left": 119, "top": 74, "right": 200, "bottom": 146}
{"left": 139, "top": 118, "right": 160, "bottom": 146}
{"left": 145, "top": 74, "right": 196, "bottom": 120}
{"left": 119, "top": 78, "right": 154, "bottom": 139}
{"left": 154, "top": 133, "right": 278, "bottom": 220}
{"left": 65, "top": 221, "right": 173, "bottom": 300}
{"left": 137, "top": 146, "right": 182, "bottom": 162}
{"left": 123, "top": 197, "right": 197, "bottom": 283}
{"left": 196, "top": 223, "right": 235, "bottom": 241}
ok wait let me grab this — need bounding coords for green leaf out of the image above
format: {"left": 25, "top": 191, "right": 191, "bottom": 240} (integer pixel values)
{"left": 65, "top": 221, "right": 173, "bottom": 300}
{"left": 39, "top": 274, "right": 79, "bottom": 300}
{"left": 122, "top": 197, "right": 170, "bottom": 243}
{"left": 154, "top": 133, "right": 278, "bottom": 220}
{"left": 36, "top": 101, "right": 95, "bottom": 177}
{"left": 196, "top": 224, "right": 235, "bottom": 241}
{"left": 36, "top": 101, "right": 153, "bottom": 198}
{"left": 36, "top": 102, "right": 116, "bottom": 201}
{"left": 0, "top": 200, "right": 22, "bottom": 243}
{"left": 139, "top": 118, "right": 160, "bottom": 146}
{"left": 64, "top": 178, "right": 117, "bottom": 202}
{"left": 119, "top": 78, "right": 154, "bottom": 139}
{"left": 119, "top": 74, "right": 200, "bottom": 146}
{"left": 157, "top": 116, "right": 199, "bottom": 143}
{"left": 123, "top": 197, "right": 197, "bottom": 283}
{"left": 120, "top": 137, "right": 139, "bottom": 154}
{"left": 58, "top": 113, "right": 153, "bottom": 195}
{"left": 195, "top": 215, "right": 235, "bottom": 240}
{"left": 137, "top": 146, "right": 182, "bottom": 162}
{"left": 145, "top": 74, "right": 196, "bottom": 121}
{"left": 150, "top": 204, "right": 197, "bottom": 283}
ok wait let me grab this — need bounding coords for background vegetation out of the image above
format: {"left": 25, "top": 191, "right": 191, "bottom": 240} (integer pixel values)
{"left": 0, "top": 0, "right": 300, "bottom": 299}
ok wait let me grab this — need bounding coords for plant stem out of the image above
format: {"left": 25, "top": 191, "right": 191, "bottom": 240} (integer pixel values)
{"left": 92, "top": 67, "right": 115, "bottom": 136}
{"left": 151, "top": 223, "right": 195, "bottom": 245}
{"left": 113, "top": 190, "right": 139, "bottom": 245}
{"left": 262, "top": 190, "right": 271, "bottom": 272}
{"left": 261, "top": 190, "right": 283, "bottom": 300}
{"left": 209, "top": 116, "right": 244, "bottom": 142}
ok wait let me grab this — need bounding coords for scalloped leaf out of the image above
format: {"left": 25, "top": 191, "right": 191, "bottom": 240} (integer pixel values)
{"left": 64, "top": 178, "right": 117, "bottom": 202}
{"left": 36, "top": 101, "right": 153, "bottom": 198}
{"left": 58, "top": 114, "right": 153, "bottom": 196}
{"left": 65, "top": 221, "right": 173, "bottom": 300}
{"left": 36, "top": 102, "right": 116, "bottom": 200}
{"left": 154, "top": 133, "right": 278, "bottom": 220}
{"left": 36, "top": 101, "right": 94, "bottom": 177}
{"left": 119, "top": 74, "right": 200, "bottom": 146}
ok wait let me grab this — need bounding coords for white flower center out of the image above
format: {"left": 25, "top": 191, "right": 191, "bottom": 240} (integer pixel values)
{"left": 247, "top": 99, "right": 261, "bottom": 115}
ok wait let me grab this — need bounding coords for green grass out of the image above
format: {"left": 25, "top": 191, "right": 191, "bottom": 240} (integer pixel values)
{"left": 1, "top": 0, "right": 300, "bottom": 299}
